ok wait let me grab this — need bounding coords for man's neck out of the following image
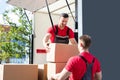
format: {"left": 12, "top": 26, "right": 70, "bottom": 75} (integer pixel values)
{"left": 80, "top": 49, "right": 89, "bottom": 53}
{"left": 58, "top": 24, "right": 65, "bottom": 30}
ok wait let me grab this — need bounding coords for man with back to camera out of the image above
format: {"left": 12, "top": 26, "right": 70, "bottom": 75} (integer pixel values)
{"left": 43, "top": 13, "right": 77, "bottom": 50}
{"left": 49, "top": 35, "right": 102, "bottom": 80}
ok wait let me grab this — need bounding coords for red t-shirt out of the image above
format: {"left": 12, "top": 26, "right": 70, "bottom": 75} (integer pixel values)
{"left": 65, "top": 52, "right": 101, "bottom": 80}
{"left": 47, "top": 25, "right": 74, "bottom": 43}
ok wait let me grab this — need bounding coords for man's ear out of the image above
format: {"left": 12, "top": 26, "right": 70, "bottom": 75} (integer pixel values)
{"left": 80, "top": 43, "right": 83, "bottom": 47}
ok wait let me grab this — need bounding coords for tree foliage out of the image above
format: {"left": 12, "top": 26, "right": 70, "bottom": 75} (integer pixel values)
{"left": 0, "top": 7, "right": 32, "bottom": 62}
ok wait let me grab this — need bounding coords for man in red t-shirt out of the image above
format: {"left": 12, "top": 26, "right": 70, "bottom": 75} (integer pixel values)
{"left": 49, "top": 35, "right": 102, "bottom": 80}
{"left": 43, "top": 13, "right": 77, "bottom": 49}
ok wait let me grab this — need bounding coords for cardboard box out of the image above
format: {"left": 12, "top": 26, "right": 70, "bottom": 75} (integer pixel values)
{"left": 0, "top": 64, "right": 38, "bottom": 80}
{"left": 38, "top": 64, "right": 47, "bottom": 80}
{"left": 47, "top": 62, "right": 66, "bottom": 79}
{"left": 47, "top": 43, "right": 79, "bottom": 62}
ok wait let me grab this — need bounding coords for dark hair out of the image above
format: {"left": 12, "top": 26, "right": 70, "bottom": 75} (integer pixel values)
{"left": 79, "top": 35, "right": 91, "bottom": 49}
{"left": 60, "top": 13, "right": 69, "bottom": 18}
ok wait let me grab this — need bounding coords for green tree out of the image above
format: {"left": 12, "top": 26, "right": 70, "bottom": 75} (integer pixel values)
{"left": 0, "top": 7, "right": 32, "bottom": 63}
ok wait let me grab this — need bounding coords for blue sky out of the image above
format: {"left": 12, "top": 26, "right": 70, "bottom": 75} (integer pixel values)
{"left": 0, "top": 0, "right": 15, "bottom": 24}
{"left": 0, "top": 0, "right": 8, "bottom": 14}
{"left": 0, "top": 0, "right": 13, "bottom": 14}
{"left": 0, "top": 0, "right": 9, "bottom": 24}
{"left": 0, "top": 0, "right": 32, "bottom": 24}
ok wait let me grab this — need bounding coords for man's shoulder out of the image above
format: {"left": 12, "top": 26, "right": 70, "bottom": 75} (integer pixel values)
{"left": 48, "top": 25, "right": 56, "bottom": 30}
{"left": 65, "top": 26, "right": 72, "bottom": 30}
{"left": 69, "top": 55, "right": 80, "bottom": 61}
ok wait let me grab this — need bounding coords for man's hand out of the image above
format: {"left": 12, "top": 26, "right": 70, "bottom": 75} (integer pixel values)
{"left": 44, "top": 42, "right": 50, "bottom": 52}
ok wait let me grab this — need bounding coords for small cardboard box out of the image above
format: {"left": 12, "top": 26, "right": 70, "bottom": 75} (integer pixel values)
{"left": 47, "top": 43, "right": 79, "bottom": 62}
{"left": 38, "top": 64, "right": 47, "bottom": 80}
{"left": 47, "top": 62, "right": 66, "bottom": 79}
{"left": 0, "top": 64, "right": 38, "bottom": 80}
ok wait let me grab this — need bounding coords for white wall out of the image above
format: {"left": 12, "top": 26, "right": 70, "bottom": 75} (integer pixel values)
{"left": 33, "top": 12, "right": 75, "bottom": 64}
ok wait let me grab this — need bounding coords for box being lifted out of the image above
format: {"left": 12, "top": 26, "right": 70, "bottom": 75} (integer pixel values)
{"left": 0, "top": 64, "right": 38, "bottom": 80}
{"left": 47, "top": 62, "right": 66, "bottom": 79}
{"left": 47, "top": 43, "right": 79, "bottom": 63}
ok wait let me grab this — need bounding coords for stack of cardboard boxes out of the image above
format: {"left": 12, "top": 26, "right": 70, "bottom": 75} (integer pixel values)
{"left": 0, "top": 43, "right": 79, "bottom": 80}
{"left": 38, "top": 64, "right": 47, "bottom": 80}
{"left": 0, "top": 64, "right": 48, "bottom": 80}
{"left": 0, "top": 64, "right": 38, "bottom": 80}
{"left": 47, "top": 43, "right": 79, "bottom": 79}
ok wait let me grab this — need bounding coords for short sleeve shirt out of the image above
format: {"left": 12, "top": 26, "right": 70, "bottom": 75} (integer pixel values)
{"left": 65, "top": 52, "right": 101, "bottom": 80}
{"left": 47, "top": 25, "right": 74, "bottom": 43}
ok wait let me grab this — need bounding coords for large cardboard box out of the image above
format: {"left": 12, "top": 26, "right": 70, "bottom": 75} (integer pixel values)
{"left": 47, "top": 43, "right": 79, "bottom": 62}
{"left": 38, "top": 64, "right": 47, "bottom": 80}
{"left": 0, "top": 64, "right": 38, "bottom": 80}
{"left": 47, "top": 62, "right": 66, "bottom": 79}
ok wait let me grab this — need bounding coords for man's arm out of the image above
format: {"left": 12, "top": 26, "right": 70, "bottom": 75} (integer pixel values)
{"left": 94, "top": 71, "right": 102, "bottom": 80}
{"left": 69, "top": 38, "right": 77, "bottom": 45}
{"left": 42, "top": 33, "right": 51, "bottom": 48}
{"left": 50, "top": 68, "right": 71, "bottom": 80}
